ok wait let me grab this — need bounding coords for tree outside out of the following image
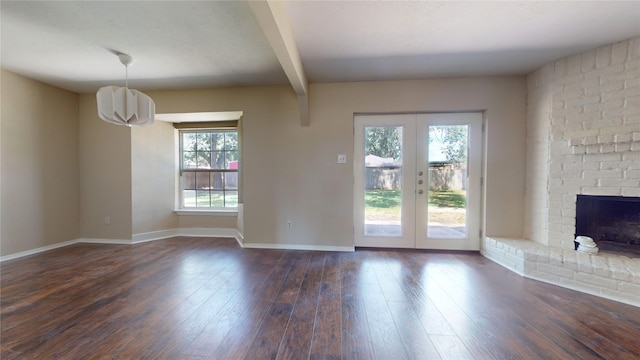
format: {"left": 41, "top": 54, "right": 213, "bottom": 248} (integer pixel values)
{"left": 428, "top": 125, "right": 468, "bottom": 164}
{"left": 181, "top": 131, "right": 238, "bottom": 207}
{"left": 365, "top": 127, "right": 402, "bottom": 161}
{"left": 182, "top": 131, "right": 238, "bottom": 170}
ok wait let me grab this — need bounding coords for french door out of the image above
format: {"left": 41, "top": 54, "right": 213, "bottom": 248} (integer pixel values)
{"left": 354, "top": 113, "right": 483, "bottom": 250}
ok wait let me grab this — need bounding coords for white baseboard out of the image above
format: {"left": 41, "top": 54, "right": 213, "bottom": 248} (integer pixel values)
{"left": 175, "top": 227, "right": 234, "bottom": 237}
{"left": 526, "top": 272, "right": 638, "bottom": 308}
{"left": 1, "top": 229, "right": 352, "bottom": 262}
{"left": 131, "top": 229, "right": 179, "bottom": 243}
{"left": 0, "top": 239, "right": 81, "bottom": 262}
{"left": 174, "top": 228, "right": 244, "bottom": 247}
{"left": 0, "top": 237, "right": 136, "bottom": 262}
{"left": 85, "top": 228, "right": 243, "bottom": 247}
{"left": 0, "top": 229, "right": 241, "bottom": 262}
{"left": 242, "top": 242, "right": 354, "bottom": 252}
{"left": 79, "top": 238, "right": 133, "bottom": 245}
{"left": 480, "top": 249, "right": 525, "bottom": 276}
{"left": 130, "top": 228, "right": 241, "bottom": 241}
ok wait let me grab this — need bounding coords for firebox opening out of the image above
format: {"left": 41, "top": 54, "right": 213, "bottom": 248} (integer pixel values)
{"left": 575, "top": 195, "right": 640, "bottom": 258}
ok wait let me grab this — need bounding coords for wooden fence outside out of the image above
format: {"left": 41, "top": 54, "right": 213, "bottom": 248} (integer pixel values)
{"left": 366, "top": 168, "right": 402, "bottom": 190}
{"left": 366, "top": 164, "right": 466, "bottom": 191}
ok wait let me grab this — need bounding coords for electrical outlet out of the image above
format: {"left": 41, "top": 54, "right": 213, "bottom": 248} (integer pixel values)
{"left": 105, "top": 216, "right": 111, "bottom": 225}
{"left": 337, "top": 154, "right": 347, "bottom": 164}
{"left": 287, "top": 221, "right": 293, "bottom": 229}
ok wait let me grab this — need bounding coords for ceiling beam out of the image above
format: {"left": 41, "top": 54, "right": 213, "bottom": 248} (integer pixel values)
{"left": 249, "top": 0, "right": 309, "bottom": 126}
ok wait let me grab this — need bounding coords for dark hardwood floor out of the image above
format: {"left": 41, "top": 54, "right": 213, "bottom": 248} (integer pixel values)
{"left": 1, "top": 237, "right": 639, "bottom": 359}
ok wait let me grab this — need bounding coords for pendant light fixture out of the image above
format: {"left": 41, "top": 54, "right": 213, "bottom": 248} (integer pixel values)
{"left": 96, "top": 53, "right": 155, "bottom": 127}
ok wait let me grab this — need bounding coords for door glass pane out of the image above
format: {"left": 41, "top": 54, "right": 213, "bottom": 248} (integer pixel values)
{"left": 427, "top": 125, "right": 468, "bottom": 238}
{"left": 364, "top": 126, "right": 403, "bottom": 237}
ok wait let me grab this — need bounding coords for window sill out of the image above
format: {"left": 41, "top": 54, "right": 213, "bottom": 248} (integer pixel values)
{"left": 174, "top": 209, "right": 238, "bottom": 216}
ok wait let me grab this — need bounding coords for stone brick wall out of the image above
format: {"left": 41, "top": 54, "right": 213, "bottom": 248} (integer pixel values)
{"left": 524, "top": 64, "right": 553, "bottom": 245}
{"left": 484, "top": 237, "right": 640, "bottom": 306}
{"left": 491, "top": 37, "right": 640, "bottom": 306}
{"left": 525, "top": 37, "right": 640, "bottom": 249}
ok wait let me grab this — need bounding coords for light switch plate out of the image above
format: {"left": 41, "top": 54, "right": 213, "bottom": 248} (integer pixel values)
{"left": 337, "top": 154, "right": 347, "bottom": 163}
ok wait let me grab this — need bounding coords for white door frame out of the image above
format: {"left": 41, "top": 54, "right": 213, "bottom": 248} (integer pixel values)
{"left": 354, "top": 114, "right": 416, "bottom": 248}
{"left": 354, "top": 112, "right": 484, "bottom": 250}
{"left": 415, "top": 113, "right": 483, "bottom": 250}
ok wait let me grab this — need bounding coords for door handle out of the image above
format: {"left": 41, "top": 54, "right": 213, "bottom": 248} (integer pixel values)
{"left": 418, "top": 180, "right": 423, "bottom": 184}
{"left": 418, "top": 171, "right": 424, "bottom": 176}
{"left": 418, "top": 189, "right": 424, "bottom": 194}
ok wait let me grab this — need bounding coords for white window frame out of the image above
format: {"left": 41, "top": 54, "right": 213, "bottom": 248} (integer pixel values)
{"left": 176, "top": 129, "right": 239, "bottom": 214}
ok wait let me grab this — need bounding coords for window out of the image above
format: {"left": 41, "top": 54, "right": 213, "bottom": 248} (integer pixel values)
{"left": 179, "top": 130, "right": 238, "bottom": 208}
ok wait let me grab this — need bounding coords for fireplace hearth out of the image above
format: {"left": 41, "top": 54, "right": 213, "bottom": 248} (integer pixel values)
{"left": 575, "top": 195, "right": 640, "bottom": 257}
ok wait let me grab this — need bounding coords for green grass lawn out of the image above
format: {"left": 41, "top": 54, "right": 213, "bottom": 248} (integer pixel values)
{"left": 184, "top": 191, "right": 238, "bottom": 208}
{"left": 427, "top": 189, "right": 466, "bottom": 208}
{"left": 365, "top": 189, "right": 466, "bottom": 224}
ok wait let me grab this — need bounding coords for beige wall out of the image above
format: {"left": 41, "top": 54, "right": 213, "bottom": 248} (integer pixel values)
{"left": 177, "top": 215, "right": 237, "bottom": 229}
{"left": 1, "top": 70, "right": 80, "bottom": 256}
{"left": 78, "top": 95, "right": 132, "bottom": 240}
{"left": 0, "top": 72, "right": 2, "bottom": 254}
{"left": 79, "top": 85, "right": 295, "bottom": 241}
{"left": 3, "top": 72, "right": 526, "bottom": 254}
{"left": 147, "top": 86, "right": 294, "bottom": 243}
{"left": 131, "top": 121, "right": 178, "bottom": 234}
{"left": 309, "top": 78, "right": 527, "bottom": 243}
{"left": 144, "top": 77, "right": 526, "bottom": 247}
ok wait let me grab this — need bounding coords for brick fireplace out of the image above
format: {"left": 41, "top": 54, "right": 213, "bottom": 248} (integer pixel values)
{"left": 483, "top": 37, "right": 640, "bottom": 307}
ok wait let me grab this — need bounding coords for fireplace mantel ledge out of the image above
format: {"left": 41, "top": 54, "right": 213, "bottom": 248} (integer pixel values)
{"left": 482, "top": 237, "right": 640, "bottom": 307}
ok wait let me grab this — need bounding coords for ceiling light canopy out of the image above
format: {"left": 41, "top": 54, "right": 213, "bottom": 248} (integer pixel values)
{"left": 96, "top": 53, "right": 155, "bottom": 127}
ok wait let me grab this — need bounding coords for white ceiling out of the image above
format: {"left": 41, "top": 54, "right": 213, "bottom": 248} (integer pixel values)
{"left": 2, "top": 1, "right": 639, "bottom": 94}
